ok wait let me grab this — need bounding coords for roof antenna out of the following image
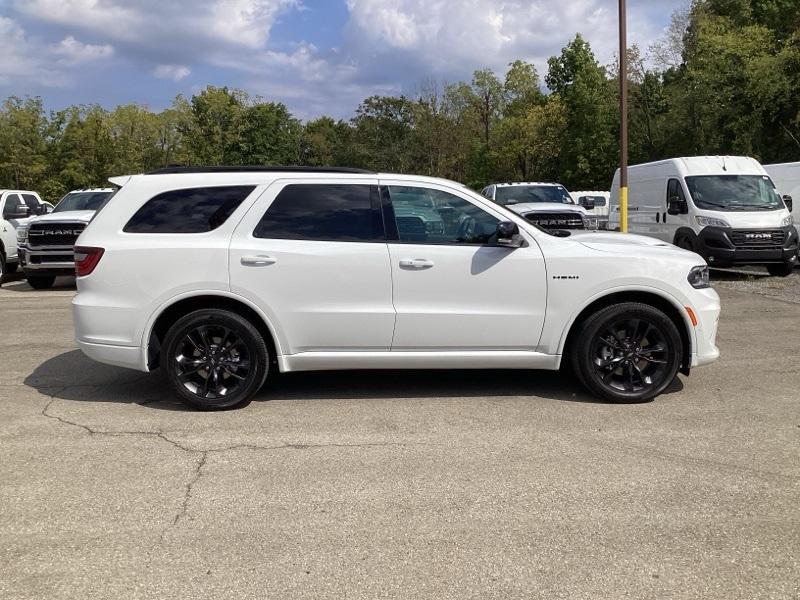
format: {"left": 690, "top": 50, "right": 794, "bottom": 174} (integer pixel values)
{"left": 722, "top": 156, "right": 727, "bottom": 171}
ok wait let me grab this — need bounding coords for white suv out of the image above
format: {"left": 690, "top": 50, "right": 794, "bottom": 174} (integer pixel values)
{"left": 73, "top": 167, "right": 720, "bottom": 410}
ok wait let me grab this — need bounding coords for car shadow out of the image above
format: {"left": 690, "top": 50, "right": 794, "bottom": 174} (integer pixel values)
{"left": 709, "top": 267, "right": 770, "bottom": 282}
{"left": 25, "top": 349, "right": 683, "bottom": 410}
{"left": 0, "top": 275, "right": 76, "bottom": 291}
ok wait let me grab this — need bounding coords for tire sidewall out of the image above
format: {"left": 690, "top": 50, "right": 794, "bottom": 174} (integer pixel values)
{"left": 161, "top": 309, "right": 269, "bottom": 410}
{"left": 574, "top": 303, "right": 683, "bottom": 403}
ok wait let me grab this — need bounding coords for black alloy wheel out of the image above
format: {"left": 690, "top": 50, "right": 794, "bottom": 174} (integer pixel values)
{"left": 571, "top": 302, "right": 682, "bottom": 402}
{"left": 162, "top": 309, "right": 268, "bottom": 410}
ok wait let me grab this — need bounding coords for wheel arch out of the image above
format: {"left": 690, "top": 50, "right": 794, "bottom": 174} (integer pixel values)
{"left": 145, "top": 292, "right": 281, "bottom": 371}
{"left": 559, "top": 289, "right": 693, "bottom": 375}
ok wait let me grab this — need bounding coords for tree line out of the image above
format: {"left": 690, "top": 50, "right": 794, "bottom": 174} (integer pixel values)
{"left": 1, "top": 0, "right": 798, "bottom": 202}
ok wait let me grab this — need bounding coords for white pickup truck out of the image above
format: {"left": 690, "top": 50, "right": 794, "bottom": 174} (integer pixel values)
{"left": 0, "top": 189, "right": 50, "bottom": 283}
{"left": 16, "top": 188, "right": 115, "bottom": 289}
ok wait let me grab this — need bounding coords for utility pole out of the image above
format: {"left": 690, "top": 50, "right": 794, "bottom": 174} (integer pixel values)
{"left": 618, "top": 0, "right": 628, "bottom": 232}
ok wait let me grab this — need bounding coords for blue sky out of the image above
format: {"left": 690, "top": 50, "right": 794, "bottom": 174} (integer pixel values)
{"left": 0, "top": 0, "right": 686, "bottom": 120}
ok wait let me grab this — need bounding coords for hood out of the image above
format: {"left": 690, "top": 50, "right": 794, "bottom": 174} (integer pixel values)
{"left": 507, "top": 202, "right": 587, "bottom": 215}
{"left": 26, "top": 210, "right": 96, "bottom": 226}
{"left": 571, "top": 231, "right": 694, "bottom": 256}
{"left": 695, "top": 208, "right": 791, "bottom": 229}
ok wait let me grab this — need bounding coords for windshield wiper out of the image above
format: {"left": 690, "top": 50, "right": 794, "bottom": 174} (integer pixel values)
{"left": 697, "top": 200, "right": 728, "bottom": 209}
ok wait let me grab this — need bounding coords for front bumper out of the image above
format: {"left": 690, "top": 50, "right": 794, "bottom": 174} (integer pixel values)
{"left": 695, "top": 225, "right": 798, "bottom": 267}
{"left": 688, "top": 287, "right": 721, "bottom": 369}
{"left": 18, "top": 246, "right": 77, "bottom": 277}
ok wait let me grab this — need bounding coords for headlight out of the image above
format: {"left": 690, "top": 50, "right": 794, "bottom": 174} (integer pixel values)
{"left": 688, "top": 265, "right": 711, "bottom": 289}
{"left": 781, "top": 214, "right": 794, "bottom": 227}
{"left": 16, "top": 226, "right": 28, "bottom": 244}
{"left": 695, "top": 215, "right": 730, "bottom": 228}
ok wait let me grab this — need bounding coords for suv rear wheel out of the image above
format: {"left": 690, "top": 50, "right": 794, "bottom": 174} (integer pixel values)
{"left": 571, "top": 302, "right": 683, "bottom": 403}
{"left": 161, "top": 309, "right": 269, "bottom": 410}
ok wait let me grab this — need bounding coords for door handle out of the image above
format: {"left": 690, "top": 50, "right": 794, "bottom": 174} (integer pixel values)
{"left": 399, "top": 258, "right": 434, "bottom": 269}
{"left": 240, "top": 255, "right": 276, "bottom": 266}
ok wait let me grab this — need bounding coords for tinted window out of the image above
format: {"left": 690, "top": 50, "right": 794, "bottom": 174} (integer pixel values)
{"left": 2, "top": 194, "right": 23, "bottom": 218}
{"left": 124, "top": 186, "right": 255, "bottom": 233}
{"left": 21, "top": 194, "right": 41, "bottom": 209}
{"left": 254, "top": 184, "right": 382, "bottom": 241}
{"left": 386, "top": 186, "right": 499, "bottom": 245}
{"left": 666, "top": 179, "right": 686, "bottom": 204}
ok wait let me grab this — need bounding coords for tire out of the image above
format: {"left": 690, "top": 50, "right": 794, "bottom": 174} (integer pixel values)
{"left": 0, "top": 251, "right": 5, "bottom": 285}
{"left": 766, "top": 262, "right": 794, "bottom": 277}
{"left": 570, "top": 302, "right": 683, "bottom": 403}
{"left": 160, "top": 309, "right": 269, "bottom": 410}
{"left": 5, "top": 261, "right": 17, "bottom": 274}
{"left": 675, "top": 236, "right": 695, "bottom": 252}
{"left": 27, "top": 276, "right": 56, "bottom": 290}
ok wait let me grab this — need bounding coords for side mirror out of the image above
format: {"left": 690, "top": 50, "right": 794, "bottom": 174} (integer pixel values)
{"left": 667, "top": 196, "right": 687, "bottom": 216}
{"left": 580, "top": 197, "right": 596, "bottom": 210}
{"left": 495, "top": 221, "right": 524, "bottom": 248}
{"left": 34, "top": 204, "right": 49, "bottom": 216}
{"left": 783, "top": 194, "right": 793, "bottom": 213}
{"left": 3, "top": 205, "right": 29, "bottom": 220}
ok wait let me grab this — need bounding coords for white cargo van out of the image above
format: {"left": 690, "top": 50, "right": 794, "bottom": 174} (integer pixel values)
{"left": 764, "top": 162, "right": 799, "bottom": 225}
{"left": 610, "top": 156, "right": 798, "bottom": 276}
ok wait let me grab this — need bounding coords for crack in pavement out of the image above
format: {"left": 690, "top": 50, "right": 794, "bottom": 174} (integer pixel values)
{"left": 38, "top": 392, "right": 429, "bottom": 543}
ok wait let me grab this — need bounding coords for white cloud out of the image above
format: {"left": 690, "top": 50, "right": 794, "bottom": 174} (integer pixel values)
{"left": 153, "top": 64, "right": 192, "bottom": 81}
{"left": 53, "top": 36, "right": 114, "bottom": 65}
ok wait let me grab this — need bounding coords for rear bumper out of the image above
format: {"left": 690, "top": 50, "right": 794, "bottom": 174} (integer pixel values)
{"left": 76, "top": 339, "right": 147, "bottom": 371}
{"left": 696, "top": 225, "right": 798, "bottom": 267}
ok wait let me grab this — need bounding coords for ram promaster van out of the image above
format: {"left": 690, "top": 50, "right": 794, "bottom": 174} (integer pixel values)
{"left": 764, "top": 162, "right": 799, "bottom": 226}
{"left": 610, "top": 157, "right": 798, "bottom": 276}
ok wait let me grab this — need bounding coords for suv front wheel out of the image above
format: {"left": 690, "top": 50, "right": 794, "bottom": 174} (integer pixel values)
{"left": 571, "top": 302, "right": 683, "bottom": 403}
{"left": 161, "top": 309, "right": 269, "bottom": 410}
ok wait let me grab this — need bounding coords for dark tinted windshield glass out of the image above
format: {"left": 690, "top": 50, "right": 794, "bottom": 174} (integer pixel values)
{"left": 254, "top": 184, "right": 382, "bottom": 241}
{"left": 124, "top": 186, "right": 255, "bottom": 233}
{"left": 494, "top": 185, "right": 574, "bottom": 205}
{"left": 685, "top": 175, "right": 783, "bottom": 211}
{"left": 54, "top": 191, "right": 114, "bottom": 213}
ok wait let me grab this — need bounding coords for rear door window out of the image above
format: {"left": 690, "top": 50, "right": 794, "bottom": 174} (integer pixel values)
{"left": 253, "top": 184, "right": 383, "bottom": 241}
{"left": 124, "top": 186, "right": 255, "bottom": 233}
{"left": 21, "top": 194, "right": 41, "bottom": 209}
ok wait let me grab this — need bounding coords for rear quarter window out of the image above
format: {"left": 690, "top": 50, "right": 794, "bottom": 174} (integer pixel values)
{"left": 124, "top": 186, "right": 255, "bottom": 233}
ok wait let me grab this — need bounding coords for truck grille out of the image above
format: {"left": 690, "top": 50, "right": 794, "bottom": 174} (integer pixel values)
{"left": 27, "top": 222, "right": 86, "bottom": 247}
{"left": 729, "top": 229, "right": 784, "bottom": 249}
{"left": 523, "top": 212, "right": 585, "bottom": 230}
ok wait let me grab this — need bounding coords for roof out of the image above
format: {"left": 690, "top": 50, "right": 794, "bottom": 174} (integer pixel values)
{"left": 146, "top": 165, "right": 374, "bottom": 175}
{"left": 67, "top": 188, "right": 115, "bottom": 193}
{"left": 493, "top": 182, "right": 566, "bottom": 188}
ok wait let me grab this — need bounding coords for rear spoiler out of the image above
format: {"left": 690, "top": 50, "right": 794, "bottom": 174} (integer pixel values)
{"left": 108, "top": 175, "right": 131, "bottom": 188}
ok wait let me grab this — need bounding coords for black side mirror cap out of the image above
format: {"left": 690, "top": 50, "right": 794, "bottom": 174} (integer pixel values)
{"left": 668, "top": 196, "right": 688, "bottom": 216}
{"left": 783, "top": 194, "right": 793, "bottom": 213}
{"left": 495, "top": 221, "right": 524, "bottom": 248}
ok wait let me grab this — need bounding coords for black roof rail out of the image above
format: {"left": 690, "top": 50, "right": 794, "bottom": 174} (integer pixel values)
{"left": 145, "top": 165, "right": 374, "bottom": 175}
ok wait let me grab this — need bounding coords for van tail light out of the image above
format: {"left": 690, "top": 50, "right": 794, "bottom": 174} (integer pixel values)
{"left": 74, "top": 246, "right": 104, "bottom": 276}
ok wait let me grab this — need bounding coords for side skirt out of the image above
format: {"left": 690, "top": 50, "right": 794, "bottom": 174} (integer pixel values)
{"left": 278, "top": 351, "right": 561, "bottom": 373}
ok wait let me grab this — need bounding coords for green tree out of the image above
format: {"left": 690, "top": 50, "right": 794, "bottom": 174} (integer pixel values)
{"left": 229, "top": 101, "right": 301, "bottom": 165}
{"left": 546, "top": 34, "right": 617, "bottom": 189}
{"left": 0, "top": 97, "right": 48, "bottom": 189}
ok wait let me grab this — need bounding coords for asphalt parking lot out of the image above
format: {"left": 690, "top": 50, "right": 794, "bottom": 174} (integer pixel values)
{"left": 1, "top": 271, "right": 798, "bottom": 600}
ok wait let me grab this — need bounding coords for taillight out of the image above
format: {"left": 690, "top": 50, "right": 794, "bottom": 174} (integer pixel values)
{"left": 74, "top": 246, "right": 104, "bottom": 277}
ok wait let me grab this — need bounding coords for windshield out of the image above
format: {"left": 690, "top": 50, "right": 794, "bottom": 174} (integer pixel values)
{"left": 495, "top": 185, "right": 574, "bottom": 206}
{"left": 54, "top": 191, "right": 113, "bottom": 213}
{"left": 684, "top": 175, "right": 783, "bottom": 211}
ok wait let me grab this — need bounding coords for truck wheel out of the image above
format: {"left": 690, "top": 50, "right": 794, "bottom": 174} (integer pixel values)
{"left": 570, "top": 302, "right": 683, "bottom": 403}
{"left": 0, "top": 251, "right": 5, "bottom": 284}
{"left": 675, "top": 236, "right": 695, "bottom": 252}
{"left": 5, "top": 262, "right": 17, "bottom": 274}
{"left": 27, "top": 276, "right": 55, "bottom": 290}
{"left": 766, "top": 262, "right": 794, "bottom": 277}
{"left": 161, "top": 309, "right": 269, "bottom": 410}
